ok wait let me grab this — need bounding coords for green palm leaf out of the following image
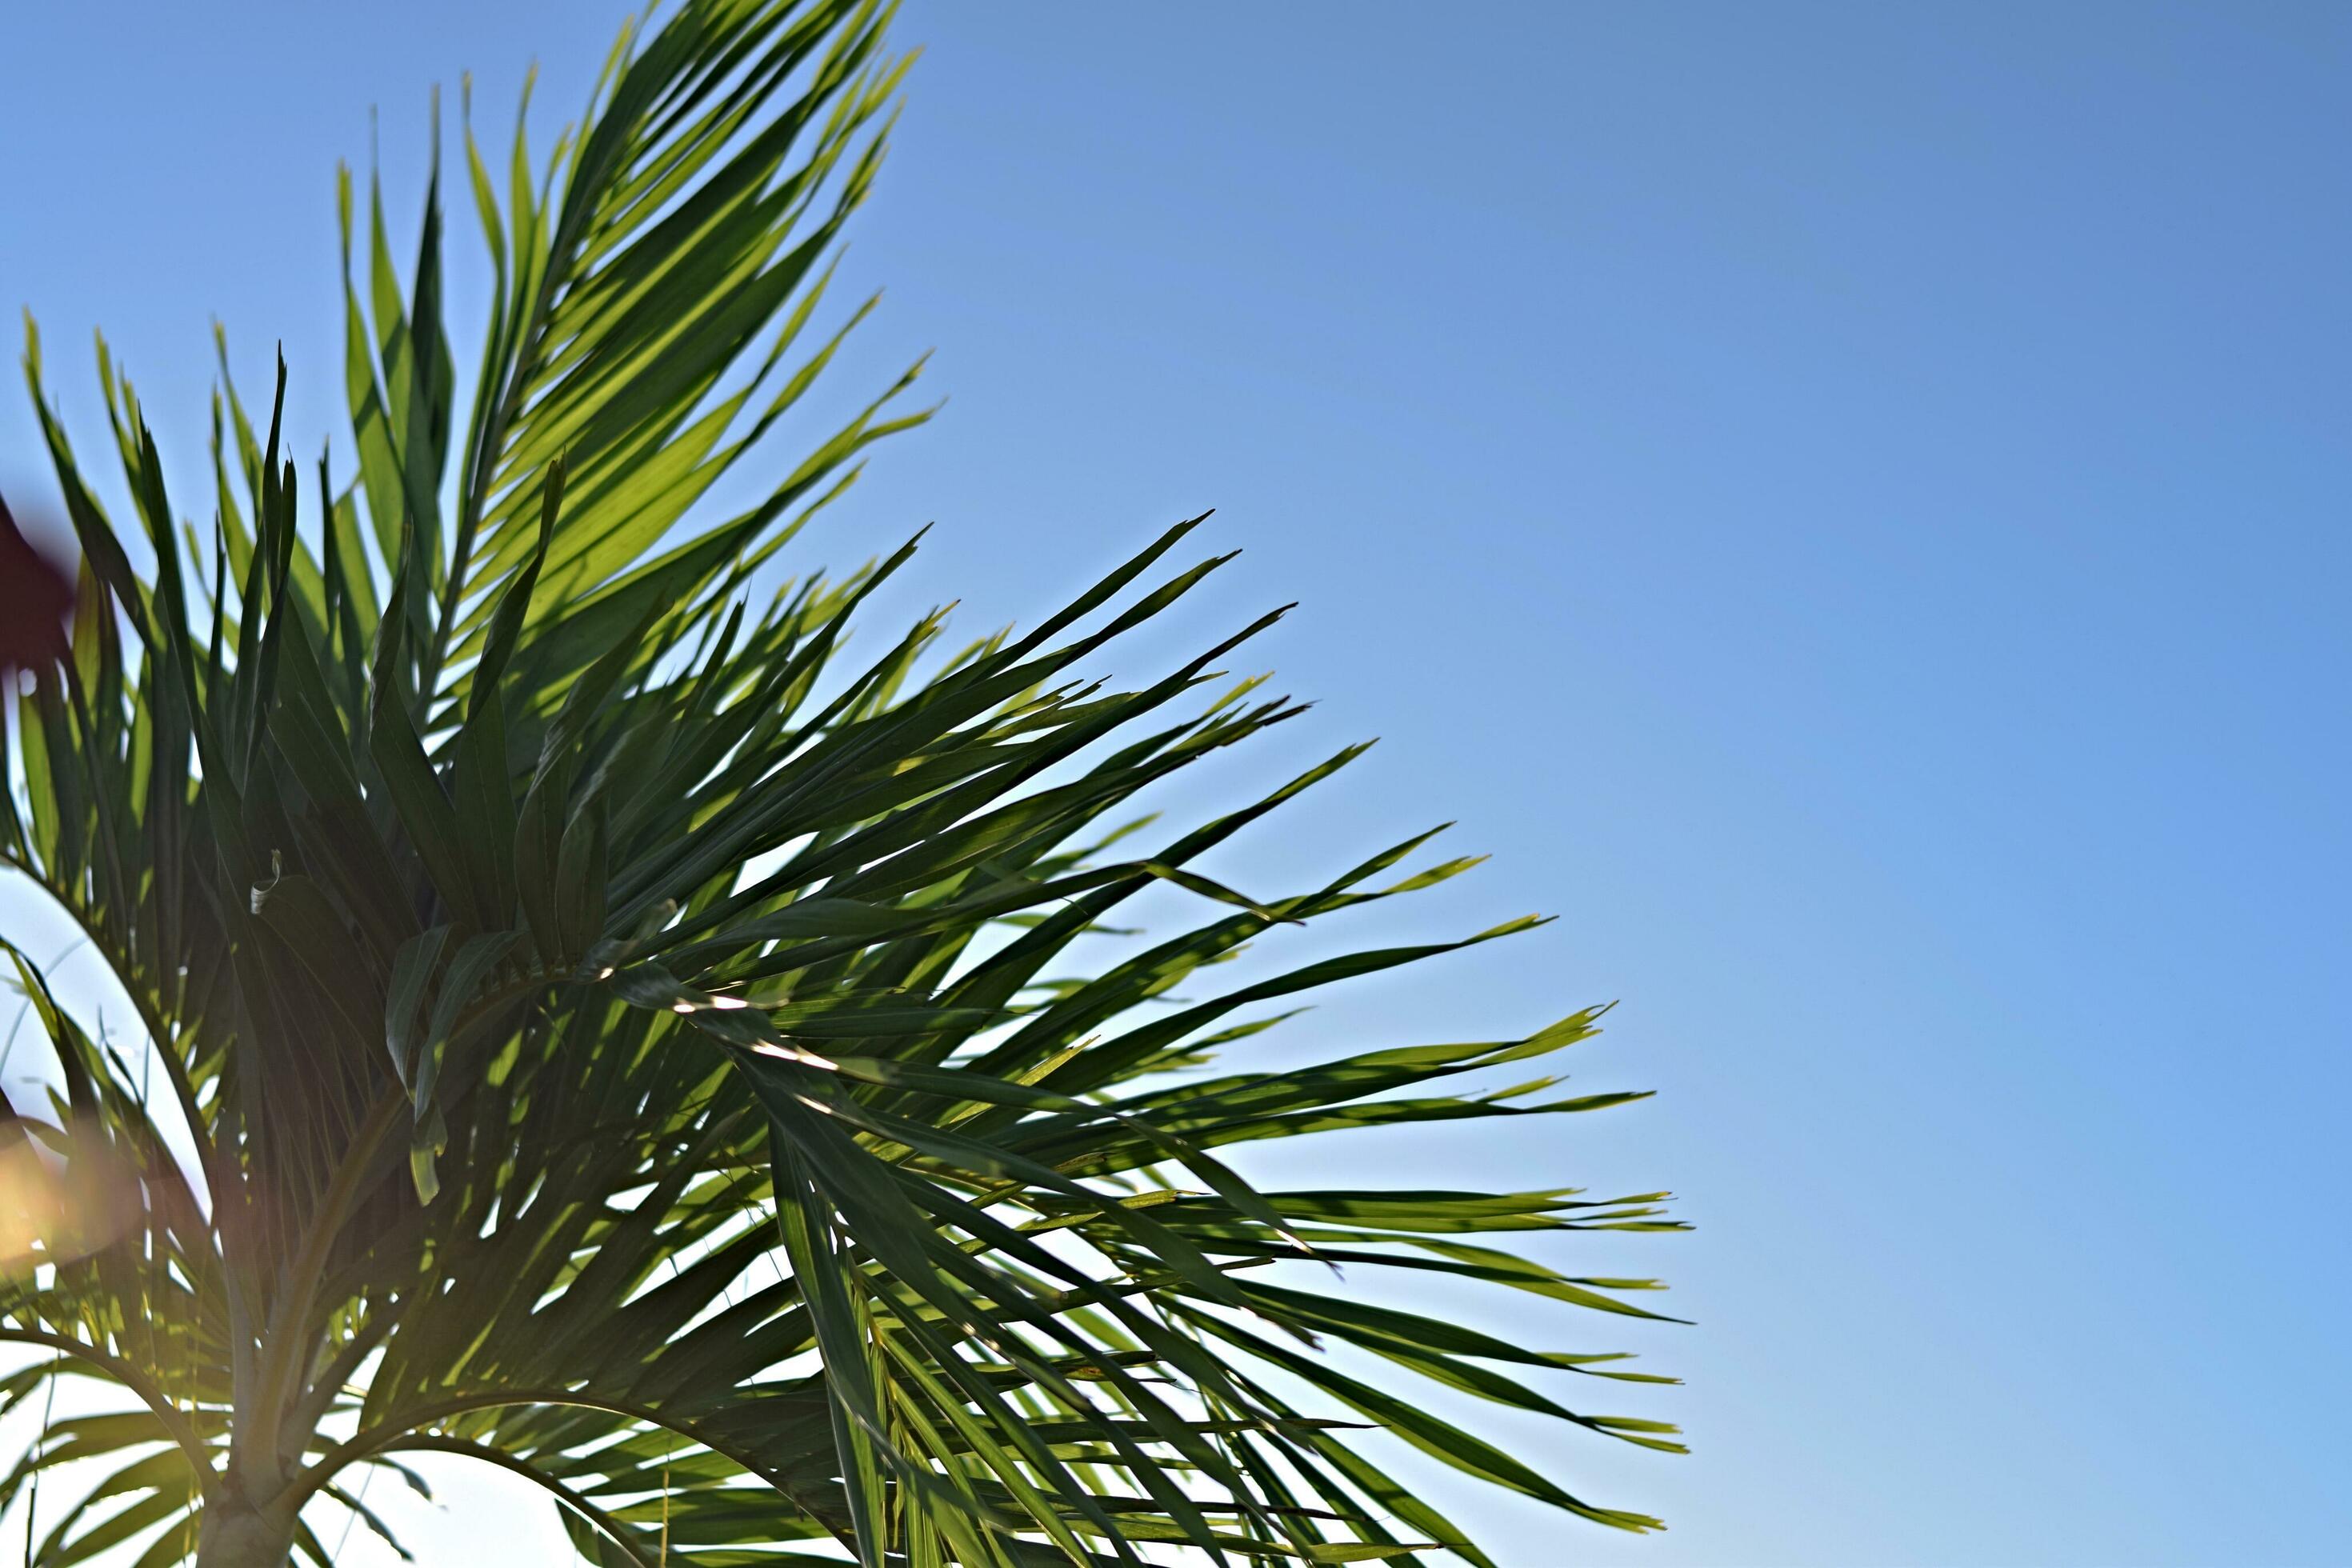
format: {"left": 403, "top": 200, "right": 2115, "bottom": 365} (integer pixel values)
{"left": 0, "top": 2, "right": 1683, "bottom": 1563}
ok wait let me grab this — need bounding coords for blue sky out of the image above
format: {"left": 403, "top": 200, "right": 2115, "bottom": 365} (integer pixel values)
{"left": 6, "top": 3, "right": 2350, "bottom": 1564}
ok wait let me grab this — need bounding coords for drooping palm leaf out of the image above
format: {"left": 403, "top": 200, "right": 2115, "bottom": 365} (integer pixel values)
{"left": 0, "top": 3, "right": 1683, "bottom": 1564}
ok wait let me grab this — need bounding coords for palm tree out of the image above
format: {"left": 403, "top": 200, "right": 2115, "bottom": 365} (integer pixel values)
{"left": 0, "top": 2, "right": 1685, "bottom": 1563}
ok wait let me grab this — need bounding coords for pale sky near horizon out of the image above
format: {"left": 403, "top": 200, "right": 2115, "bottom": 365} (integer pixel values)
{"left": 5, "top": 3, "right": 2350, "bottom": 1565}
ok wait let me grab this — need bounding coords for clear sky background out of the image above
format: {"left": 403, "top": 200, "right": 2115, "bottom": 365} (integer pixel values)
{"left": 6, "top": 3, "right": 2350, "bottom": 1565}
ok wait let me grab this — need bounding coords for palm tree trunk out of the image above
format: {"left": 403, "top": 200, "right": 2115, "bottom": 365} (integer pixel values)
{"left": 193, "top": 1498, "right": 296, "bottom": 1567}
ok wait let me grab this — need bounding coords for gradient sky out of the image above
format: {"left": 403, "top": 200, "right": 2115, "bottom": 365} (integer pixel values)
{"left": 6, "top": 4, "right": 2350, "bottom": 1565}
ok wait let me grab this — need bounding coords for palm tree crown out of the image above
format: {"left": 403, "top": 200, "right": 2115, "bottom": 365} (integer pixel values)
{"left": 0, "top": 2, "right": 1684, "bottom": 1563}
